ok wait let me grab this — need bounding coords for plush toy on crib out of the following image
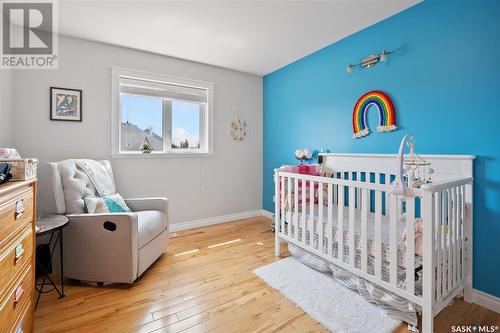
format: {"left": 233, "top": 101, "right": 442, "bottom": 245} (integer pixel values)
{"left": 391, "top": 134, "right": 433, "bottom": 195}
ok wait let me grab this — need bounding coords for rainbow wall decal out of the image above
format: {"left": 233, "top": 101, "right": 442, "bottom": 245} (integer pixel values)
{"left": 352, "top": 90, "right": 397, "bottom": 139}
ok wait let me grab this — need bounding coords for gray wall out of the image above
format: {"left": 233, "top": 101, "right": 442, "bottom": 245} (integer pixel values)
{"left": 0, "top": 70, "right": 13, "bottom": 147}
{"left": 11, "top": 36, "right": 263, "bottom": 224}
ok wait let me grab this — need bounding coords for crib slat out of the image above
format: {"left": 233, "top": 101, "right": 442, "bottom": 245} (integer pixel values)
{"left": 347, "top": 173, "right": 354, "bottom": 209}
{"left": 302, "top": 179, "right": 307, "bottom": 246}
{"left": 332, "top": 172, "right": 337, "bottom": 205}
{"left": 406, "top": 198, "right": 416, "bottom": 296}
{"left": 375, "top": 191, "right": 383, "bottom": 280}
{"left": 318, "top": 181, "right": 324, "bottom": 253}
{"left": 310, "top": 180, "right": 315, "bottom": 249}
{"left": 385, "top": 174, "right": 391, "bottom": 215}
{"left": 349, "top": 187, "right": 356, "bottom": 266}
{"left": 275, "top": 171, "right": 280, "bottom": 256}
{"left": 460, "top": 185, "right": 465, "bottom": 281}
{"left": 454, "top": 187, "right": 460, "bottom": 285}
{"left": 447, "top": 189, "right": 453, "bottom": 292}
{"left": 294, "top": 178, "right": 299, "bottom": 242}
{"left": 453, "top": 187, "right": 458, "bottom": 287}
{"left": 442, "top": 190, "right": 449, "bottom": 293}
{"left": 328, "top": 183, "right": 333, "bottom": 257}
{"left": 389, "top": 194, "right": 398, "bottom": 286}
{"left": 436, "top": 191, "right": 443, "bottom": 302}
{"left": 287, "top": 177, "right": 292, "bottom": 236}
{"left": 422, "top": 191, "right": 436, "bottom": 333}
{"left": 280, "top": 176, "right": 285, "bottom": 235}
{"left": 459, "top": 186, "right": 463, "bottom": 282}
{"left": 338, "top": 185, "right": 345, "bottom": 262}
{"left": 449, "top": 190, "right": 453, "bottom": 284}
{"left": 457, "top": 186, "right": 462, "bottom": 281}
{"left": 357, "top": 172, "right": 362, "bottom": 208}
{"left": 361, "top": 188, "right": 368, "bottom": 273}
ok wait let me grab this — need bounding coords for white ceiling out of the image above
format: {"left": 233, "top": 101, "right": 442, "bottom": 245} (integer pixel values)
{"left": 59, "top": 0, "right": 421, "bottom": 75}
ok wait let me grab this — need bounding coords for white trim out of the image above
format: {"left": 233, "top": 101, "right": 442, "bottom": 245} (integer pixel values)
{"left": 169, "top": 210, "right": 268, "bottom": 232}
{"left": 111, "top": 152, "right": 215, "bottom": 158}
{"left": 111, "top": 66, "right": 215, "bottom": 88}
{"left": 111, "top": 69, "right": 120, "bottom": 156}
{"left": 471, "top": 289, "right": 500, "bottom": 313}
{"left": 261, "top": 209, "right": 274, "bottom": 219}
{"left": 319, "top": 153, "right": 475, "bottom": 160}
{"left": 320, "top": 153, "right": 475, "bottom": 184}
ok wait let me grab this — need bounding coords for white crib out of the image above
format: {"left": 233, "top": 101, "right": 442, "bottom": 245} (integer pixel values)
{"left": 274, "top": 153, "right": 474, "bottom": 333}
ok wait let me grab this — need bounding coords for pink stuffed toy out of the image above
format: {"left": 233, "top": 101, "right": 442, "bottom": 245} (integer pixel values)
{"left": 402, "top": 218, "right": 424, "bottom": 256}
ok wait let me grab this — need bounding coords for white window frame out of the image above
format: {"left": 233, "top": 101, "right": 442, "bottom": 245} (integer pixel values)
{"left": 111, "top": 66, "right": 214, "bottom": 157}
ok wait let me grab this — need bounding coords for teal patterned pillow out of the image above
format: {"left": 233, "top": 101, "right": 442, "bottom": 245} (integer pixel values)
{"left": 84, "top": 193, "right": 131, "bottom": 214}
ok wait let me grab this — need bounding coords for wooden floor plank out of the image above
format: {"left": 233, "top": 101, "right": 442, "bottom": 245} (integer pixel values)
{"left": 34, "top": 217, "right": 499, "bottom": 333}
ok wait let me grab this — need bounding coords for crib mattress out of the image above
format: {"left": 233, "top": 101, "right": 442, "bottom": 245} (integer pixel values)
{"left": 282, "top": 204, "right": 419, "bottom": 267}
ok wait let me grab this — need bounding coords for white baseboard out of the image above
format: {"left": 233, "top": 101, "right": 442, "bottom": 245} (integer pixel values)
{"left": 170, "top": 209, "right": 270, "bottom": 232}
{"left": 471, "top": 289, "right": 500, "bottom": 313}
{"left": 261, "top": 209, "right": 274, "bottom": 219}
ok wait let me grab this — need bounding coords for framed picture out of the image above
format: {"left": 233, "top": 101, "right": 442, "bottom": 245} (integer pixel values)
{"left": 50, "top": 87, "right": 82, "bottom": 122}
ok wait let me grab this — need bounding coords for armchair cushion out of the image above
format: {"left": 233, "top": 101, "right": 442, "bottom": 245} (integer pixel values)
{"left": 84, "top": 193, "right": 131, "bottom": 213}
{"left": 136, "top": 210, "right": 167, "bottom": 248}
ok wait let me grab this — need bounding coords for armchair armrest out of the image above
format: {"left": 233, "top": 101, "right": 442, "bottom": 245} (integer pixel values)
{"left": 64, "top": 213, "right": 139, "bottom": 283}
{"left": 125, "top": 198, "right": 169, "bottom": 235}
{"left": 125, "top": 197, "right": 168, "bottom": 214}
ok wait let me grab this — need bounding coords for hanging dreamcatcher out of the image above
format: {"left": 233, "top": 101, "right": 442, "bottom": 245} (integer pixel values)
{"left": 230, "top": 112, "right": 248, "bottom": 142}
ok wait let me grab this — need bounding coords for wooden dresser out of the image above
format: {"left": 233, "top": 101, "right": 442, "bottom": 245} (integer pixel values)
{"left": 0, "top": 180, "right": 36, "bottom": 333}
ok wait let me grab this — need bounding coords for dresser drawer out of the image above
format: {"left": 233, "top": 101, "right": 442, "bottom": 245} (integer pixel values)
{"left": 0, "top": 227, "right": 33, "bottom": 303}
{"left": 0, "top": 189, "right": 34, "bottom": 250}
{"left": 9, "top": 299, "right": 32, "bottom": 333}
{"left": 0, "top": 266, "right": 32, "bottom": 333}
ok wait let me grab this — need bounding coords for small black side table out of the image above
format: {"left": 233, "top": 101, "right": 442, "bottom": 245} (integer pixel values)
{"left": 35, "top": 215, "right": 69, "bottom": 309}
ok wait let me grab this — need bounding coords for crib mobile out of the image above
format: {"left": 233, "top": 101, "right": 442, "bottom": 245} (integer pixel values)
{"left": 391, "top": 134, "right": 433, "bottom": 196}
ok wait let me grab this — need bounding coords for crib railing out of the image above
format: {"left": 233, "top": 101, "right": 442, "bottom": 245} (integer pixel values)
{"left": 421, "top": 178, "right": 472, "bottom": 315}
{"left": 274, "top": 168, "right": 472, "bottom": 331}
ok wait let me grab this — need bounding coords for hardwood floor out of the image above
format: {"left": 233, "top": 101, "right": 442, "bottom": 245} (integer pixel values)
{"left": 35, "top": 217, "right": 499, "bottom": 333}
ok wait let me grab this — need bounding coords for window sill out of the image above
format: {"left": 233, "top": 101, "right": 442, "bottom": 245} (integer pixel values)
{"left": 111, "top": 152, "right": 215, "bottom": 158}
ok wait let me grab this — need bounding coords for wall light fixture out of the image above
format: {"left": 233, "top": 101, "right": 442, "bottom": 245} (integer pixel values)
{"left": 346, "top": 50, "right": 395, "bottom": 73}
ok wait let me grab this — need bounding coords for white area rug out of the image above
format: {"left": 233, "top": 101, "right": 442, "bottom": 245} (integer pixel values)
{"left": 254, "top": 257, "right": 401, "bottom": 333}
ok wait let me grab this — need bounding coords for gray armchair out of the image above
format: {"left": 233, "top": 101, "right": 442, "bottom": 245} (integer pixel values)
{"left": 48, "top": 159, "right": 169, "bottom": 284}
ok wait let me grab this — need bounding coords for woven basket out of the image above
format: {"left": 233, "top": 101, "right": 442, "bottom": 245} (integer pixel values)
{"left": 1, "top": 158, "right": 39, "bottom": 181}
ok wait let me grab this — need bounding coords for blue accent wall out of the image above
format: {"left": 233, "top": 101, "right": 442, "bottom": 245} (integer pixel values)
{"left": 263, "top": 0, "right": 500, "bottom": 297}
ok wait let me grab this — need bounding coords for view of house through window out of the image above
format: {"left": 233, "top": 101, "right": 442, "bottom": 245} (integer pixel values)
{"left": 121, "top": 95, "right": 164, "bottom": 152}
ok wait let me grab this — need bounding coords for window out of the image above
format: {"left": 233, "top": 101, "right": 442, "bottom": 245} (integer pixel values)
{"left": 121, "top": 95, "right": 164, "bottom": 152}
{"left": 111, "top": 67, "right": 214, "bottom": 156}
